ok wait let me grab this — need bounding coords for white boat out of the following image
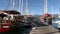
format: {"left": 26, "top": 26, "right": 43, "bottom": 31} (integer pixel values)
{"left": 52, "top": 16, "right": 60, "bottom": 28}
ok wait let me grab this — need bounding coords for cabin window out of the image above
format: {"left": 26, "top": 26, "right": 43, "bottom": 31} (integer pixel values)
{"left": 3, "top": 16, "right": 11, "bottom": 20}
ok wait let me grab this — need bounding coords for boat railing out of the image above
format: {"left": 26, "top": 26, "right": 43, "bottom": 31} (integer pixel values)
{"left": 0, "top": 20, "right": 11, "bottom": 23}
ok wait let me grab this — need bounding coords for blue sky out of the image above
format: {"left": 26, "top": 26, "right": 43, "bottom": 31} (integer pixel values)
{"left": 0, "top": 0, "right": 60, "bottom": 15}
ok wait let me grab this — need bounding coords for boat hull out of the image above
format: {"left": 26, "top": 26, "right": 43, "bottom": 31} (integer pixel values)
{"left": 0, "top": 28, "right": 10, "bottom": 32}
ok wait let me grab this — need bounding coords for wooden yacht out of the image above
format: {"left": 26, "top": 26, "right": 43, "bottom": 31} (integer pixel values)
{"left": 0, "top": 10, "right": 21, "bottom": 32}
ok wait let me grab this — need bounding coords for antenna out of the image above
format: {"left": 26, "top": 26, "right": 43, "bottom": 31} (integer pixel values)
{"left": 44, "top": 0, "right": 48, "bottom": 14}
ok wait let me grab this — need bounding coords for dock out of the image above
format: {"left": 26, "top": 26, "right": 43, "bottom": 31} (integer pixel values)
{"left": 30, "top": 26, "right": 60, "bottom": 34}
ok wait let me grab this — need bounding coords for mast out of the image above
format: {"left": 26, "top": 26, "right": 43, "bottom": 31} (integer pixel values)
{"left": 21, "top": 0, "right": 24, "bottom": 15}
{"left": 10, "top": 0, "right": 15, "bottom": 10}
{"left": 30, "top": 10, "right": 31, "bottom": 15}
{"left": 44, "top": 0, "right": 48, "bottom": 14}
{"left": 19, "top": 0, "right": 21, "bottom": 12}
{"left": 26, "top": 0, "right": 28, "bottom": 16}
{"left": 58, "top": 8, "right": 60, "bottom": 17}
{"left": 51, "top": 6, "right": 53, "bottom": 18}
{"left": 10, "top": 0, "right": 12, "bottom": 10}
{"left": 12, "top": 0, "right": 15, "bottom": 10}
{"left": 29, "top": 8, "right": 33, "bottom": 15}
{"left": 15, "top": 0, "right": 19, "bottom": 11}
{"left": 10, "top": 0, "right": 20, "bottom": 11}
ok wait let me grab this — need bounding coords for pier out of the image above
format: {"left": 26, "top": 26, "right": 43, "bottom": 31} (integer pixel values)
{"left": 30, "top": 26, "right": 60, "bottom": 34}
